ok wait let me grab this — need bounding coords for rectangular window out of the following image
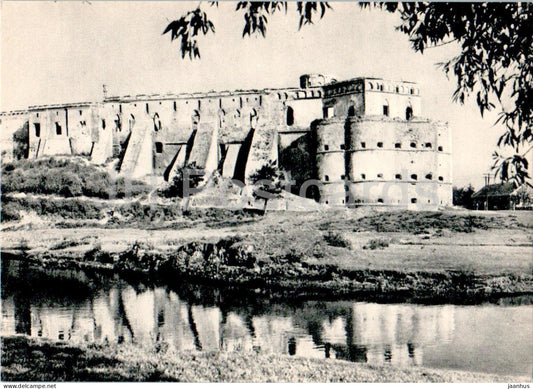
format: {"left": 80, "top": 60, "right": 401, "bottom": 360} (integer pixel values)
{"left": 383, "top": 105, "right": 389, "bottom": 116}
{"left": 155, "top": 142, "right": 163, "bottom": 153}
{"left": 360, "top": 142, "right": 366, "bottom": 149}
{"left": 340, "top": 144, "right": 345, "bottom": 150}
{"left": 324, "top": 175, "right": 329, "bottom": 182}
{"left": 55, "top": 122, "right": 62, "bottom": 135}
{"left": 438, "top": 146, "right": 443, "bottom": 151}
{"left": 324, "top": 145, "right": 329, "bottom": 151}
{"left": 395, "top": 143, "right": 401, "bottom": 148}
{"left": 411, "top": 198, "right": 417, "bottom": 204}
{"left": 361, "top": 174, "right": 366, "bottom": 179}
{"left": 395, "top": 174, "right": 402, "bottom": 179}
{"left": 377, "top": 142, "right": 383, "bottom": 148}
{"left": 34, "top": 123, "right": 41, "bottom": 137}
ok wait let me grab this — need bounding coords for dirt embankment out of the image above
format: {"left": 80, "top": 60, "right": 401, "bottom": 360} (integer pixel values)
{"left": 3, "top": 208, "right": 532, "bottom": 303}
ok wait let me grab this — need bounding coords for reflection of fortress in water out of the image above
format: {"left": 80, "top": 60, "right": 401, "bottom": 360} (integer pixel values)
{"left": 1, "top": 283, "right": 455, "bottom": 367}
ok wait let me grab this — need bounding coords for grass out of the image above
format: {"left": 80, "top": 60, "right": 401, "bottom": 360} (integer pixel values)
{"left": 1, "top": 156, "right": 151, "bottom": 199}
{"left": 1, "top": 336, "right": 524, "bottom": 383}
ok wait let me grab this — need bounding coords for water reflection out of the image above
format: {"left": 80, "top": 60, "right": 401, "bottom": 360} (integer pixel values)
{"left": 1, "top": 259, "right": 532, "bottom": 376}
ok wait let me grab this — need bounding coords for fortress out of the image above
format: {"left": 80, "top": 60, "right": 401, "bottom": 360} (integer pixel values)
{"left": 1, "top": 74, "right": 452, "bottom": 209}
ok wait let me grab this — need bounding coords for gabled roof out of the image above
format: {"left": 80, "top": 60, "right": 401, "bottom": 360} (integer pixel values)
{"left": 472, "top": 182, "right": 517, "bottom": 199}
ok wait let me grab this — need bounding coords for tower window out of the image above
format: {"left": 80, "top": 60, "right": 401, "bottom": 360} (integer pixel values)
{"left": 406, "top": 107, "right": 413, "bottom": 120}
{"left": 34, "top": 123, "right": 41, "bottom": 137}
{"left": 173, "top": 101, "right": 177, "bottom": 112}
{"left": 102, "top": 119, "right": 106, "bottom": 129}
{"left": 286, "top": 106, "right": 294, "bottom": 126}
{"left": 425, "top": 142, "right": 432, "bottom": 148}
{"left": 340, "top": 144, "right": 345, "bottom": 150}
{"left": 79, "top": 110, "right": 82, "bottom": 116}
{"left": 438, "top": 146, "right": 443, "bottom": 151}
{"left": 395, "top": 174, "right": 402, "bottom": 179}
{"left": 155, "top": 142, "right": 163, "bottom": 153}
{"left": 361, "top": 174, "right": 366, "bottom": 179}
{"left": 55, "top": 122, "right": 62, "bottom": 135}
{"left": 411, "top": 198, "right": 417, "bottom": 203}
{"left": 377, "top": 142, "right": 383, "bottom": 148}
{"left": 377, "top": 173, "right": 383, "bottom": 178}
{"left": 438, "top": 176, "right": 444, "bottom": 181}
{"left": 360, "top": 142, "right": 366, "bottom": 148}
{"left": 410, "top": 142, "right": 417, "bottom": 148}
{"left": 146, "top": 103, "right": 149, "bottom": 114}
{"left": 383, "top": 105, "right": 389, "bottom": 117}
{"left": 411, "top": 174, "right": 418, "bottom": 180}
{"left": 341, "top": 175, "right": 345, "bottom": 180}
{"left": 395, "top": 143, "right": 401, "bottom": 148}
{"left": 324, "top": 175, "right": 329, "bottom": 182}
{"left": 377, "top": 198, "right": 384, "bottom": 203}
{"left": 324, "top": 145, "right": 329, "bottom": 151}
{"left": 425, "top": 174, "right": 433, "bottom": 180}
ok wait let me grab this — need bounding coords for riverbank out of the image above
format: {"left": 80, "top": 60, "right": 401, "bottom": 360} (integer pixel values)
{"left": 1, "top": 336, "right": 527, "bottom": 382}
{"left": 2, "top": 207, "right": 532, "bottom": 303}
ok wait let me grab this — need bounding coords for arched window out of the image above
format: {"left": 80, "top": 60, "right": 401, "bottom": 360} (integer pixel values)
{"left": 286, "top": 106, "right": 294, "bottom": 126}
{"left": 153, "top": 113, "right": 161, "bottom": 132}
{"left": 406, "top": 107, "right": 413, "bottom": 120}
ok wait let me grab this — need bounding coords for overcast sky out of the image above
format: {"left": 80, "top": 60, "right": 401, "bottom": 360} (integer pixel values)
{"left": 1, "top": 1, "right": 509, "bottom": 189}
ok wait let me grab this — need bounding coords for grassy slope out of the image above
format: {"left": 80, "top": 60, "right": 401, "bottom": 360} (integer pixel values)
{"left": 2, "top": 208, "right": 532, "bottom": 277}
{"left": 1, "top": 336, "right": 526, "bottom": 383}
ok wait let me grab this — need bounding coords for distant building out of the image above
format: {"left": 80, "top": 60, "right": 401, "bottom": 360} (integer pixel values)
{"left": 0, "top": 74, "right": 452, "bottom": 209}
{"left": 471, "top": 182, "right": 532, "bottom": 210}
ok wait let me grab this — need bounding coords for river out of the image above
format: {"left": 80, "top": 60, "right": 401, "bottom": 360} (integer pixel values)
{"left": 1, "top": 258, "right": 532, "bottom": 377}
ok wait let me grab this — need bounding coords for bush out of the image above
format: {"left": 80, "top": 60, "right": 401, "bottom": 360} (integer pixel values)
{"left": 323, "top": 231, "right": 351, "bottom": 248}
{"left": 363, "top": 238, "right": 390, "bottom": 250}
{"left": 1, "top": 157, "right": 151, "bottom": 199}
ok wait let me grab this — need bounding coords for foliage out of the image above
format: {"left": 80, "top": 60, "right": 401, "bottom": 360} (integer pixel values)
{"left": 163, "top": 2, "right": 331, "bottom": 59}
{"left": 453, "top": 184, "right": 475, "bottom": 209}
{"left": 323, "top": 231, "right": 351, "bottom": 249}
{"left": 1, "top": 157, "right": 151, "bottom": 199}
{"left": 362, "top": 238, "right": 390, "bottom": 250}
{"left": 364, "top": 2, "right": 532, "bottom": 186}
{"left": 161, "top": 162, "right": 204, "bottom": 198}
{"left": 249, "top": 161, "right": 286, "bottom": 201}
{"left": 165, "top": 2, "right": 532, "bottom": 185}
{"left": 12, "top": 124, "right": 29, "bottom": 160}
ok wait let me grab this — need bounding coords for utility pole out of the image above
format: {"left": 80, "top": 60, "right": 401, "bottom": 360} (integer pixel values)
{"left": 483, "top": 173, "right": 492, "bottom": 211}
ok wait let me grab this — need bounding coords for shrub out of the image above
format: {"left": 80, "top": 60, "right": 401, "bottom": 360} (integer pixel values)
{"left": 363, "top": 238, "right": 390, "bottom": 250}
{"left": 323, "top": 231, "right": 351, "bottom": 248}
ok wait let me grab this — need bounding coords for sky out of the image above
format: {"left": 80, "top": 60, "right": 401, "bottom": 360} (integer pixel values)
{"left": 0, "top": 1, "right": 510, "bottom": 189}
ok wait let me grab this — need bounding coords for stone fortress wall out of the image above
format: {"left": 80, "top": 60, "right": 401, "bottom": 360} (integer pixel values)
{"left": 0, "top": 74, "right": 452, "bottom": 209}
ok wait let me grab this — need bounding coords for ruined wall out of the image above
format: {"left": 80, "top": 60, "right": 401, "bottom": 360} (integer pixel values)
{"left": 8, "top": 74, "right": 452, "bottom": 208}
{"left": 0, "top": 111, "right": 27, "bottom": 162}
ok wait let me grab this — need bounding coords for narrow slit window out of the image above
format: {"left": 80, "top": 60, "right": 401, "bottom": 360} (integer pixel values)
{"left": 383, "top": 105, "right": 389, "bottom": 117}
{"left": 55, "top": 122, "right": 62, "bottom": 135}
{"left": 324, "top": 175, "right": 329, "bottom": 182}
{"left": 34, "top": 123, "right": 41, "bottom": 137}
{"left": 146, "top": 103, "right": 149, "bottom": 114}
